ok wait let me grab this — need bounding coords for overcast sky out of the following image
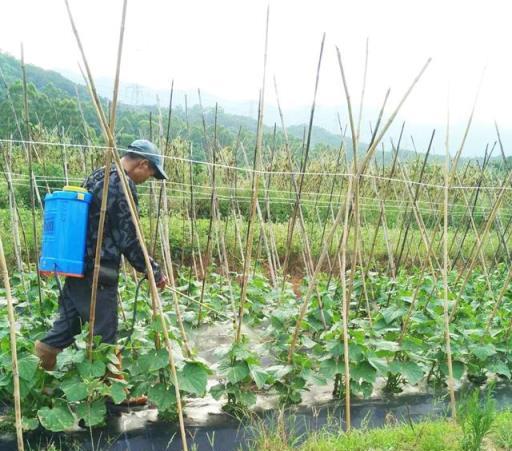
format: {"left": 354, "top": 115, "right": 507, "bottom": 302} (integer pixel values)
{"left": 1, "top": 0, "right": 512, "bottom": 154}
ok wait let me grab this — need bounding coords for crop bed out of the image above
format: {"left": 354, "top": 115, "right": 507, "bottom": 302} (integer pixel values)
{"left": 1, "top": 264, "right": 511, "bottom": 434}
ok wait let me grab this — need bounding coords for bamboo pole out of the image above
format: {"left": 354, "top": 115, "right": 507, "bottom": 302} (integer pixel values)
{"left": 449, "top": 168, "right": 512, "bottom": 321}
{"left": 404, "top": 75, "right": 485, "bottom": 280}
{"left": 188, "top": 144, "right": 204, "bottom": 278}
{"left": 210, "top": 184, "right": 237, "bottom": 328}
{"left": 287, "top": 52, "right": 432, "bottom": 363}
{"left": 350, "top": 97, "right": 393, "bottom": 314}
{"left": 0, "top": 66, "right": 35, "bottom": 178}
{"left": 1, "top": 141, "right": 31, "bottom": 268}
{"left": 184, "top": 97, "right": 205, "bottom": 277}
{"left": 333, "top": 43, "right": 376, "bottom": 430}
{"left": 4, "top": 146, "right": 23, "bottom": 273}
{"left": 338, "top": 169, "right": 355, "bottom": 431}
{"left": 255, "top": 145, "right": 279, "bottom": 282}
{"left": 281, "top": 34, "right": 325, "bottom": 278}
{"left": 273, "top": 79, "right": 329, "bottom": 324}
{"left": 443, "top": 111, "right": 457, "bottom": 419}
{"left": 450, "top": 173, "right": 484, "bottom": 269}
{"left": 394, "top": 130, "right": 435, "bottom": 270}
{"left": 447, "top": 162, "right": 474, "bottom": 260}
{"left": 239, "top": 143, "right": 276, "bottom": 285}
{"left": 155, "top": 97, "right": 192, "bottom": 354}
{"left": 451, "top": 171, "right": 495, "bottom": 295}
{"left": 0, "top": 67, "right": 25, "bottom": 145}
{"left": 397, "top": 161, "right": 440, "bottom": 275}
{"left": 229, "top": 132, "right": 246, "bottom": 267}
{"left": 74, "top": 85, "right": 94, "bottom": 172}
{"left": 64, "top": 4, "right": 188, "bottom": 449}
{"left": 158, "top": 201, "right": 192, "bottom": 356}
{"left": 70, "top": 0, "right": 128, "bottom": 360}
{"left": 235, "top": 7, "right": 269, "bottom": 343}
{"left": 236, "top": 92, "right": 263, "bottom": 342}
{"left": 264, "top": 126, "right": 282, "bottom": 274}
{"left": 20, "top": 44, "right": 44, "bottom": 313}
{"left": 355, "top": 38, "right": 369, "bottom": 143}
{"left": 0, "top": 67, "right": 41, "bottom": 220}
{"left": 0, "top": 235, "right": 24, "bottom": 451}
{"left": 197, "top": 104, "right": 218, "bottom": 325}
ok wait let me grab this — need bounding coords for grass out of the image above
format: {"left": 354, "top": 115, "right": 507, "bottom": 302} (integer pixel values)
{"left": 493, "top": 410, "right": 512, "bottom": 449}
{"left": 10, "top": 409, "right": 512, "bottom": 450}
{"left": 247, "top": 409, "right": 512, "bottom": 451}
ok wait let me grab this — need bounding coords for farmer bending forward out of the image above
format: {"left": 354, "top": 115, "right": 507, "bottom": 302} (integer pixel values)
{"left": 35, "top": 139, "right": 168, "bottom": 372}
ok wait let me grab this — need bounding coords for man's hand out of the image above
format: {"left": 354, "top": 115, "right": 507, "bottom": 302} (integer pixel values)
{"left": 155, "top": 274, "right": 168, "bottom": 290}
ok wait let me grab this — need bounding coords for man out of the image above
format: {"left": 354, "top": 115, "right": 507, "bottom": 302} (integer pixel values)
{"left": 35, "top": 139, "right": 168, "bottom": 371}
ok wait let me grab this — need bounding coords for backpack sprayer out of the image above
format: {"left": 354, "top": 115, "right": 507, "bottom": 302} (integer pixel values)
{"left": 39, "top": 186, "right": 92, "bottom": 278}
{"left": 39, "top": 185, "right": 145, "bottom": 345}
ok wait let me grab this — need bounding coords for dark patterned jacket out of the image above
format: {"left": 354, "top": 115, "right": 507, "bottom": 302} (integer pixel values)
{"left": 83, "top": 165, "right": 162, "bottom": 285}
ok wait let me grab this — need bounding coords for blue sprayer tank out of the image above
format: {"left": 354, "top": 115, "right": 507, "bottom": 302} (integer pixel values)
{"left": 39, "top": 186, "right": 92, "bottom": 278}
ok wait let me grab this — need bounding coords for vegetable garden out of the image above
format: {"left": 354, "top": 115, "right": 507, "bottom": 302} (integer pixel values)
{"left": 1, "top": 2, "right": 512, "bottom": 451}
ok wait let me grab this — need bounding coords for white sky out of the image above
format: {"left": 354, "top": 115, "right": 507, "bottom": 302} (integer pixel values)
{"left": 1, "top": 0, "right": 512, "bottom": 153}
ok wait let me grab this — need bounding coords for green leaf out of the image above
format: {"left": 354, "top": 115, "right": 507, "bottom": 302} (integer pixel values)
{"left": 469, "top": 344, "right": 496, "bottom": 361}
{"left": 137, "top": 349, "right": 169, "bottom": 374}
{"left": 381, "top": 306, "right": 407, "bottom": 325}
{"left": 488, "top": 361, "right": 511, "bottom": 379}
{"left": 151, "top": 349, "right": 170, "bottom": 371}
{"left": 440, "top": 360, "right": 465, "bottom": 380}
{"left": 22, "top": 417, "right": 39, "bottom": 431}
{"left": 401, "top": 336, "right": 428, "bottom": 353}
{"left": 148, "top": 383, "right": 177, "bottom": 411}
{"left": 131, "top": 380, "right": 151, "bottom": 398}
{"left": 319, "top": 358, "right": 343, "bottom": 379}
{"left": 301, "top": 336, "right": 317, "bottom": 349}
{"left": 77, "top": 360, "right": 106, "bottom": 378}
{"left": 371, "top": 339, "right": 399, "bottom": 352}
{"left": 306, "top": 371, "right": 327, "bottom": 386}
{"left": 210, "top": 383, "right": 226, "bottom": 400}
{"left": 57, "top": 348, "right": 86, "bottom": 367}
{"left": 229, "top": 342, "right": 252, "bottom": 361}
{"left": 238, "top": 390, "right": 257, "bottom": 406}
{"left": 18, "top": 355, "right": 39, "bottom": 380}
{"left": 61, "top": 379, "right": 88, "bottom": 402}
{"left": 351, "top": 361, "right": 377, "bottom": 384}
{"left": 110, "top": 382, "right": 127, "bottom": 404}
{"left": 399, "top": 361, "right": 424, "bottom": 385}
{"left": 325, "top": 339, "right": 344, "bottom": 357}
{"left": 368, "top": 357, "right": 390, "bottom": 375}
{"left": 177, "top": 361, "right": 209, "bottom": 396}
{"left": 349, "top": 344, "right": 365, "bottom": 361}
{"left": 0, "top": 373, "right": 10, "bottom": 387}
{"left": 266, "top": 365, "right": 292, "bottom": 380}
{"left": 226, "top": 361, "right": 250, "bottom": 384}
{"left": 37, "top": 401, "right": 75, "bottom": 432}
{"left": 75, "top": 399, "right": 106, "bottom": 427}
{"left": 249, "top": 365, "right": 268, "bottom": 389}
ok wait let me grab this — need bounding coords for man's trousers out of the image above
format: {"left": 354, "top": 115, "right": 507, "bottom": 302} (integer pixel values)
{"left": 41, "top": 275, "right": 118, "bottom": 349}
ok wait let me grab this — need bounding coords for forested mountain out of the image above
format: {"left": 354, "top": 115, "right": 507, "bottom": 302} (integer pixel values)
{"left": 0, "top": 51, "right": 342, "bottom": 159}
{"left": 1, "top": 51, "right": 496, "bottom": 168}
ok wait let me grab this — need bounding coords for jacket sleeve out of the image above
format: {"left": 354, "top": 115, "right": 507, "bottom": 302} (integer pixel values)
{"left": 106, "top": 173, "right": 163, "bottom": 282}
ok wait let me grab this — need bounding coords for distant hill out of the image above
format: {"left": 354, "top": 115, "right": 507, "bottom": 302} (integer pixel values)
{"left": 0, "top": 50, "right": 345, "bottom": 159}
{"left": 0, "top": 50, "right": 484, "bottom": 168}
{"left": 0, "top": 51, "right": 89, "bottom": 100}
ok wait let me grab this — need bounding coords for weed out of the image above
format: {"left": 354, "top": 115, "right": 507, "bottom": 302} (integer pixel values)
{"left": 457, "top": 384, "right": 496, "bottom": 451}
{"left": 491, "top": 409, "right": 512, "bottom": 450}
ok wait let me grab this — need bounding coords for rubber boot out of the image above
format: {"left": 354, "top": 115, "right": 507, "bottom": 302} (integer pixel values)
{"left": 35, "top": 340, "right": 61, "bottom": 371}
